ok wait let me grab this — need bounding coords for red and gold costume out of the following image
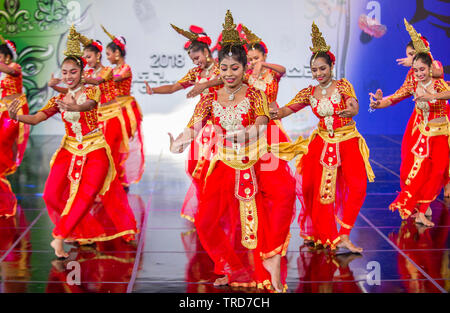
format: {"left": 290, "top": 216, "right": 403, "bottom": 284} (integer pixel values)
{"left": 0, "top": 62, "right": 30, "bottom": 217}
{"left": 242, "top": 24, "right": 291, "bottom": 155}
{"left": 180, "top": 64, "right": 223, "bottom": 222}
{"left": 286, "top": 78, "right": 375, "bottom": 249}
{"left": 101, "top": 25, "right": 145, "bottom": 187}
{"left": 113, "top": 63, "right": 145, "bottom": 187}
{"left": 169, "top": 24, "right": 225, "bottom": 222}
{"left": 386, "top": 79, "right": 449, "bottom": 218}
{"left": 397, "top": 63, "right": 445, "bottom": 186}
{"left": 38, "top": 85, "right": 138, "bottom": 244}
{"left": 386, "top": 20, "right": 450, "bottom": 219}
{"left": 186, "top": 84, "right": 301, "bottom": 290}
{"left": 84, "top": 65, "right": 130, "bottom": 186}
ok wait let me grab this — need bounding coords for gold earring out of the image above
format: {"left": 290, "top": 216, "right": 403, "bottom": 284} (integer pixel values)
{"left": 430, "top": 69, "right": 433, "bottom": 77}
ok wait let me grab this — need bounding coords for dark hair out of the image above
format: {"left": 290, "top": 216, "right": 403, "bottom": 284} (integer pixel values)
{"left": 0, "top": 41, "right": 15, "bottom": 59}
{"left": 107, "top": 37, "right": 126, "bottom": 57}
{"left": 62, "top": 56, "right": 85, "bottom": 70}
{"left": 310, "top": 51, "right": 333, "bottom": 67}
{"left": 412, "top": 52, "right": 432, "bottom": 67}
{"left": 84, "top": 42, "right": 102, "bottom": 60}
{"left": 246, "top": 43, "right": 266, "bottom": 55}
{"left": 187, "top": 41, "right": 211, "bottom": 55}
{"left": 406, "top": 36, "right": 428, "bottom": 49}
{"left": 218, "top": 44, "right": 247, "bottom": 67}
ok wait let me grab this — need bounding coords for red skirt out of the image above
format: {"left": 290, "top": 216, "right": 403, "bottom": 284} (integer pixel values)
{"left": 0, "top": 100, "right": 30, "bottom": 177}
{"left": 297, "top": 134, "right": 368, "bottom": 249}
{"left": 43, "top": 141, "right": 138, "bottom": 244}
{"left": 117, "top": 96, "right": 145, "bottom": 187}
{"left": 194, "top": 154, "right": 296, "bottom": 290}
{"left": 99, "top": 112, "right": 129, "bottom": 187}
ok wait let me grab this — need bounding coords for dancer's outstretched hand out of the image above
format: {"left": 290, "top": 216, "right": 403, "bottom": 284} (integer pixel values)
{"left": 145, "top": 82, "right": 153, "bottom": 95}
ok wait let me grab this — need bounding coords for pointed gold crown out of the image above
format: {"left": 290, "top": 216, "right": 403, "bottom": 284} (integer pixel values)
{"left": 75, "top": 29, "right": 93, "bottom": 47}
{"left": 309, "top": 22, "right": 330, "bottom": 54}
{"left": 170, "top": 24, "right": 199, "bottom": 42}
{"left": 220, "top": 10, "right": 246, "bottom": 46}
{"left": 101, "top": 24, "right": 116, "bottom": 41}
{"left": 403, "top": 18, "right": 430, "bottom": 54}
{"left": 0, "top": 34, "right": 5, "bottom": 44}
{"left": 241, "top": 24, "right": 262, "bottom": 45}
{"left": 64, "top": 25, "right": 83, "bottom": 57}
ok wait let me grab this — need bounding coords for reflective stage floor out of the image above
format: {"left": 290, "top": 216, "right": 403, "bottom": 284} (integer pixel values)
{"left": 0, "top": 134, "right": 449, "bottom": 293}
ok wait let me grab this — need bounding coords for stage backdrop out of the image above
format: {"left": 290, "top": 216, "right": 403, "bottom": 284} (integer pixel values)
{"left": 1, "top": 0, "right": 448, "bottom": 155}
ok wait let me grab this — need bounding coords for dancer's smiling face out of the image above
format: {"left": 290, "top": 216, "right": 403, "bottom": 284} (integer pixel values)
{"left": 219, "top": 57, "right": 245, "bottom": 89}
{"left": 413, "top": 59, "right": 430, "bottom": 82}
{"left": 83, "top": 48, "right": 101, "bottom": 68}
{"left": 61, "top": 59, "right": 82, "bottom": 89}
{"left": 188, "top": 48, "right": 210, "bottom": 70}
{"left": 311, "top": 56, "right": 333, "bottom": 84}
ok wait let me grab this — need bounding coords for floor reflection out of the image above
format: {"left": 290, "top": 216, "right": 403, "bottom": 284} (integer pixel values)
{"left": 388, "top": 204, "right": 450, "bottom": 292}
{"left": 0, "top": 201, "right": 32, "bottom": 293}
{"left": 295, "top": 245, "right": 363, "bottom": 293}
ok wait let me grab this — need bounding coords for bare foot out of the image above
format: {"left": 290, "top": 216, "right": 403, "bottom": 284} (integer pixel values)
{"left": 213, "top": 276, "right": 229, "bottom": 287}
{"left": 444, "top": 182, "right": 450, "bottom": 198}
{"left": 263, "top": 254, "right": 283, "bottom": 292}
{"left": 415, "top": 212, "right": 434, "bottom": 227}
{"left": 50, "top": 238, "right": 69, "bottom": 258}
{"left": 337, "top": 235, "right": 363, "bottom": 254}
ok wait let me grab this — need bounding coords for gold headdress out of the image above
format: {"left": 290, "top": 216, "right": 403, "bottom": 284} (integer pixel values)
{"left": 241, "top": 24, "right": 261, "bottom": 45}
{"left": 101, "top": 24, "right": 116, "bottom": 41}
{"left": 0, "top": 34, "right": 5, "bottom": 44}
{"left": 170, "top": 24, "right": 199, "bottom": 42}
{"left": 64, "top": 25, "right": 83, "bottom": 58}
{"left": 403, "top": 18, "right": 430, "bottom": 54}
{"left": 310, "top": 22, "right": 330, "bottom": 54}
{"left": 220, "top": 10, "right": 246, "bottom": 46}
{"left": 76, "top": 30, "right": 93, "bottom": 47}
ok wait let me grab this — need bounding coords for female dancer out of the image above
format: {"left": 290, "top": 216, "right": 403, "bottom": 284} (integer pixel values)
{"left": 0, "top": 35, "right": 29, "bottom": 218}
{"left": 7, "top": 26, "right": 138, "bottom": 258}
{"left": 369, "top": 20, "right": 449, "bottom": 227}
{"left": 145, "top": 24, "right": 222, "bottom": 98}
{"left": 146, "top": 24, "right": 223, "bottom": 222}
{"left": 169, "top": 10, "right": 302, "bottom": 292}
{"left": 270, "top": 22, "right": 375, "bottom": 253}
{"left": 49, "top": 31, "right": 130, "bottom": 187}
{"left": 102, "top": 25, "right": 145, "bottom": 187}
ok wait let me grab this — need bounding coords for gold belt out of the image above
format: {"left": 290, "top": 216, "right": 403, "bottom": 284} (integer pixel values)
{"left": 418, "top": 120, "right": 449, "bottom": 137}
{"left": 217, "top": 135, "right": 269, "bottom": 171}
{"left": 62, "top": 130, "right": 108, "bottom": 156}
{"left": 97, "top": 101, "right": 122, "bottom": 122}
{"left": 316, "top": 124, "right": 359, "bottom": 144}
